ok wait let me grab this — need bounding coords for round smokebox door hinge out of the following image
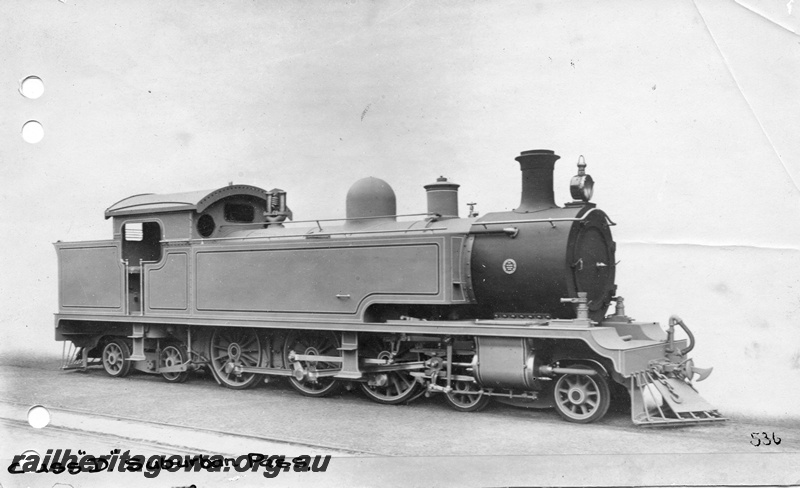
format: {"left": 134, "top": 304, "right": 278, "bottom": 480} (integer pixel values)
{"left": 502, "top": 258, "right": 517, "bottom": 274}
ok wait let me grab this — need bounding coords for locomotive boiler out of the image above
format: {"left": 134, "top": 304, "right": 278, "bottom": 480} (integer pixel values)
{"left": 54, "top": 149, "right": 724, "bottom": 425}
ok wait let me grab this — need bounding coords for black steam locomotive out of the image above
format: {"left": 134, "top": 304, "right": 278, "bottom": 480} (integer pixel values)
{"left": 55, "top": 149, "right": 723, "bottom": 425}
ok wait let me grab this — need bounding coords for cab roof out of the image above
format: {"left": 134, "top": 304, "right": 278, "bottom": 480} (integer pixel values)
{"left": 104, "top": 184, "right": 268, "bottom": 219}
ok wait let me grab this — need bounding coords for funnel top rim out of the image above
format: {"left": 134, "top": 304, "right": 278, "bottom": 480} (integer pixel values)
{"left": 515, "top": 149, "right": 561, "bottom": 163}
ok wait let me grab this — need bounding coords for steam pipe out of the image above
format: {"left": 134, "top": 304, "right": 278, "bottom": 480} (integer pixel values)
{"left": 538, "top": 365, "right": 598, "bottom": 376}
{"left": 666, "top": 315, "right": 695, "bottom": 356}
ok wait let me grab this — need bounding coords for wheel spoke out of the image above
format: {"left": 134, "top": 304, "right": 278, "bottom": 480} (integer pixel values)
{"left": 390, "top": 375, "right": 402, "bottom": 395}
{"left": 398, "top": 373, "right": 412, "bottom": 389}
{"left": 240, "top": 352, "right": 258, "bottom": 364}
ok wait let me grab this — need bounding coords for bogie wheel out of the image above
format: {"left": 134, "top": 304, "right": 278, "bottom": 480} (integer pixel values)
{"left": 210, "top": 328, "right": 263, "bottom": 389}
{"left": 553, "top": 364, "right": 611, "bottom": 423}
{"left": 445, "top": 379, "right": 490, "bottom": 412}
{"left": 358, "top": 338, "right": 420, "bottom": 405}
{"left": 283, "top": 331, "right": 341, "bottom": 397}
{"left": 160, "top": 344, "right": 190, "bottom": 383}
{"left": 102, "top": 339, "right": 132, "bottom": 378}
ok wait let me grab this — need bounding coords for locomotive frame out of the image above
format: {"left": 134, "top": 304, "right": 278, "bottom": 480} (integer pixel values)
{"left": 54, "top": 149, "right": 724, "bottom": 425}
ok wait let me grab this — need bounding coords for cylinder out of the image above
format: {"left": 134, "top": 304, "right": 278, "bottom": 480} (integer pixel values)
{"left": 423, "top": 176, "right": 459, "bottom": 219}
{"left": 474, "top": 337, "right": 538, "bottom": 390}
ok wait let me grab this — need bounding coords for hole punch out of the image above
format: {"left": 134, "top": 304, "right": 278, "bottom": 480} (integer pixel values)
{"left": 27, "top": 405, "right": 51, "bottom": 429}
{"left": 19, "top": 76, "right": 44, "bottom": 99}
{"left": 22, "top": 120, "right": 44, "bottom": 143}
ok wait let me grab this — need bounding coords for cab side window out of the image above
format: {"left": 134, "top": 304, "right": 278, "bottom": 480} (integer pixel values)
{"left": 122, "top": 221, "right": 162, "bottom": 265}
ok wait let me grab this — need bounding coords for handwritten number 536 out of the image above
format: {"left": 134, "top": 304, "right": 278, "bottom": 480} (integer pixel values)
{"left": 750, "top": 432, "right": 781, "bottom": 446}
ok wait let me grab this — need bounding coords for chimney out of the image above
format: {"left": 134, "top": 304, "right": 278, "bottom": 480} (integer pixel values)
{"left": 514, "top": 149, "right": 560, "bottom": 212}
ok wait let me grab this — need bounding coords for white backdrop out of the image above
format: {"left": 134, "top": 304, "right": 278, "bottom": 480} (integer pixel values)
{"left": 1, "top": 0, "right": 798, "bottom": 420}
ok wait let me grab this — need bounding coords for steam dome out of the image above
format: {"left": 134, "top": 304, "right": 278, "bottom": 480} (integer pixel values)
{"left": 346, "top": 177, "right": 397, "bottom": 222}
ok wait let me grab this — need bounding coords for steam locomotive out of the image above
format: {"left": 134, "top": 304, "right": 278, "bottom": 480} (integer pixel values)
{"left": 55, "top": 149, "right": 723, "bottom": 425}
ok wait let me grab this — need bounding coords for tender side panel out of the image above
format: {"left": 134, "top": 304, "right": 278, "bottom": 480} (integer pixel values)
{"left": 146, "top": 252, "right": 189, "bottom": 311}
{"left": 57, "top": 243, "right": 124, "bottom": 311}
{"left": 195, "top": 243, "right": 440, "bottom": 314}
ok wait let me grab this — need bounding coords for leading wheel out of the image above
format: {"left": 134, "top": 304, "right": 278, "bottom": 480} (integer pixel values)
{"left": 358, "top": 338, "right": 421, "bottom": 405}
{"left": 283, "top": 331, "right": 341, "bottom": 397}
{"left": 444, "top": 379, "right": 490, "bottom": 412}
{"left": 102, "top": 339, "right": 132, "bottom": 378}
{"left": 160, "top": 344, "right": 190, "bottom": 383}
{"left": 553, "top": 364, "right": 610, "bottom": 423}
{"left": 210, "top": 327, "right": 263, "bottom": 389}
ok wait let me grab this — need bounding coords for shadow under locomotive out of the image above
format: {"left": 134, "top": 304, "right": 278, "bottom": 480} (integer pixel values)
{"left": 54, "top": 149, "right": 724, "bottom": 426}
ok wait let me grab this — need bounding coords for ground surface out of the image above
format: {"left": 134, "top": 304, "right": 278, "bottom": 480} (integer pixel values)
{"left": 0, "top": 355, "right": 798, "bottom": 487}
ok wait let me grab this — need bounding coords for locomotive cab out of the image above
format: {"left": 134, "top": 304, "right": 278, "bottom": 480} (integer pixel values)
{"left": 55, "top": 184, "right": 274, "bottom": 318}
